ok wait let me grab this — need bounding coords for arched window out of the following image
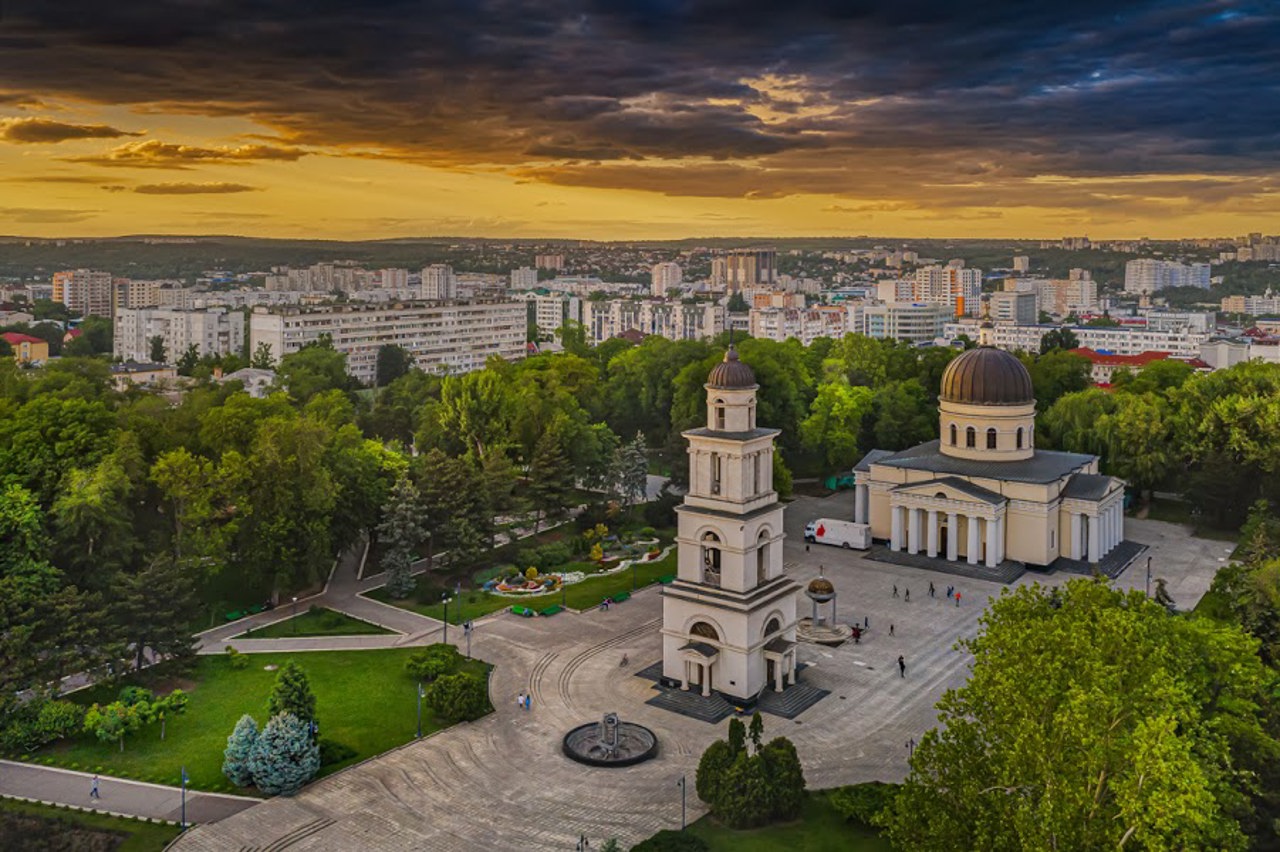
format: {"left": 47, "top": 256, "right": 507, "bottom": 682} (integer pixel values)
{"left": 756, "top": 530, "right": 769, "bottom": 586}
{"left": 701, "top": 532, "right": 722, "bottom": 587}
{"left": 690, "top": 621, "right": 719, "bottom": 641}
{"left": 713, "top": 399, "right": 726, "bottom": 431}
{"left": 986, "top": 428, "right": 997, "bottom": 449}
{"left": 949, "top": 423, "right": 957, "bottom": 445}
{"left": 965, "top": 426, "right": 976, "bottom": 448}
{"left": 764, "top": 617, "right": 781, "bottom": 637}
{"left": 1016, "top": 427, "right": 1024, "bottom": 449}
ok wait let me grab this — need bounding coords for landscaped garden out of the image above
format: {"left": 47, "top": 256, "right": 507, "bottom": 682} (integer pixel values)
{"left": 683, "top": 791, "right": 892, "bottom": 851}
{"left": 0, "top": 797, "right": 181, "bottom": 852}
{"left": 366, "top": 527, "right": 677, "bottom": 623}
{"left": 234, "top": 606, "right": 394, "bottom": 639}
{"left": 26, "top": 648, "right": 488, "bottom": 794}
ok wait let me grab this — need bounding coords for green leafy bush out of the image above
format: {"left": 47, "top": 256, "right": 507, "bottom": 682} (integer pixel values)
{"left": 828, "top": 782, "right": 898, "bottom": 827}
{"left": 631, "top": 830, "right": 710, "bottom": 851}
{"left": 317, "top": 738, "right": 357, "bottom": 766}
{"left": 405, "top": 643, "right": 462, "bottom": 683}
{"left": 424, "top": 672, "right": 490, "bottom": 723}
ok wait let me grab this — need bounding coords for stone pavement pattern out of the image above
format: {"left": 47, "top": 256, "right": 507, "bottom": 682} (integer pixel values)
{"left": 165, "top": 494, "right": 1227, "bottom": 850}
{"left": 0, "top": 759, "right": 256, "bottom": 824}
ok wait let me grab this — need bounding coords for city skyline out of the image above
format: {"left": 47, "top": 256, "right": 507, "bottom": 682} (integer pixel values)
{"left": 1, "top": 1, "right": 1277, "bottom": 240}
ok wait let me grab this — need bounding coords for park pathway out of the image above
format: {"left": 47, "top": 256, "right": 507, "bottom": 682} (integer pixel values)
{"left": 0, "top": 759, "right": 257, "bottom": 825}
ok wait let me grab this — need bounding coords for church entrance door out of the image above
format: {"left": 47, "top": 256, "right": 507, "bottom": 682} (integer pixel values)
{"left": 939, "top": 525, "right": 949, "bottom": 559}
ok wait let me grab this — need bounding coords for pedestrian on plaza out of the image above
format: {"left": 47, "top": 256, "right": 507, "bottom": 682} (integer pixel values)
{"left": 892, "top": 584, "right": 899, "bottom": 598}
{"left": 806, "top": 543, "right": 810, "bottom": 552}
{"left": 904, "top": 588, "right": 910, "bottom": 602}
{"left": 517, "top": 692, "right": 526, "bottom": 711}
{"left": 955, "top": 592, "right": 962, "bottom": 607}
{"left": 525, "top": 693, "right": 533, "bottom": 711}
{"left": 929, "top": 582, "right": 935, "bottom": 598}
{"left": 946, "top": 585, "right": 953, "bottom": 598}
{"left": 898, "top": 655, "right": 906, "bottom": 678}
{"left": 90, "top": 775, "right": 99, "bottom": 800}
{"left": 889, "top": 623, "right": 895, "bottom": 637}
{"left": 864, "top": 616, "right": 869, "bottom": 628}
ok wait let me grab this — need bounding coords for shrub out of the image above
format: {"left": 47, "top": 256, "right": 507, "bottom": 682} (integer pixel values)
{"left": 222, "top": 714, "right": 258, "bottom": 787}
{"left": 405, "top": 644, "right": 462, "bottom": 683}
{"left": 34, "top": 700, "right": 86, "bottom": 745}
{"left": 828, "top": 782, "right": 898, "bottom": 826}
{"left": 117, "top": 686, "right": 154, "bottom": 707}
{"left": 424, "top": 672, "right": 490, "bottom": 723}
{"left": 266, "top": 661, "right": 317, "bottom": 728}
{"left": 225, "top": 646, "right": 249, "bottom": 669}
{"left": 631, "top": 830, "right": 710, "bottom": 851}
{"left": 695, "top": 739, "right": 734, "bottom": 805}
{"left": 716, "top": 751, "right": 775, "bottom": 829}
{"left": 317, "top": 738, "right": 357, "bottom": 767}
{"left": 760, "top": 737, "right": 806, "bottom": 821}
{"left": 247, "top": 713, "right": 320, "bottom": 796}
{"left": 695, "top": 717, "right": 806, "bottom": 829}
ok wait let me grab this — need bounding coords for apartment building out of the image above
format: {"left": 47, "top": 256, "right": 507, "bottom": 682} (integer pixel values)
{"left": 943, "top": 322, "right": 1211, "bottom": 358}
{"left": 521, "top": 292, "right": 582, "bottom": 339}
{"left": 581, "top": 299, "right": 724, "bottom": 344}
{"left": 1124, "top": 258, "right": 1211, "bottom": 294}
{"left": 1222, "top": 291, "right": 1280, "bottom": 315}
{"left": 510, "top": 267, "right": 539, "bottom": 289}
{"left": 114, "top": 307, "right": 245, "bottom": 364}
{"left": 249, "top": 300, "right": 526, "bottom": 383}
{"left": 748, "top": 305, "right": 857, "bottom": 345}
{"left": 650, "top": 262, "right": 683, "bottom": 297}
{"left": 862, "top": 303, "right": 951, "bottom": 343}
{"left": 879, "top": 265, "right": 982, "bottom": 315}
{"left": 712, "top": 248, "right": 776, "bottom": 293}
{"left": 420, "top": 265, "right": 457, "bottom": 300}
{"left": 52, "top": 269, "right": 113, "bottom": 317}
{"left": 990, "top": 291, "right": 1038, "bottom": 325}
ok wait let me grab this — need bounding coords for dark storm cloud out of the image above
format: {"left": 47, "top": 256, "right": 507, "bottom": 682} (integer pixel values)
{"left": 0, "top": 0, "right": 1277, "bottom": 202}
{"left": 0, "top": 117, "right": 142, "bottom": 143}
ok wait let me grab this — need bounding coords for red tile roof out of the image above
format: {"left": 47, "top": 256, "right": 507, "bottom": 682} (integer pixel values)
{"left": 1069, "top": 347, "right": 1171, "bottom": 367}
{"left": 2, "top": 332, "right": 45, "bottom": 345}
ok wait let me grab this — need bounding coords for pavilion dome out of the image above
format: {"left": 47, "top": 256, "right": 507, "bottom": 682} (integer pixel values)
{"left": 707, "top": 345, "right": 756, "bottom": 389}
{"left": 940, "top": 346, "right": 1034, "bottom": 406}
{"left": 806, "top": 576, "right": 835, "bottom": 597}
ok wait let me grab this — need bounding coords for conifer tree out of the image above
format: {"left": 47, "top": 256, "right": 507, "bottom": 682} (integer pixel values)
{"left": 247, "top": 713, "right": 319, "bottom": 796}
{"left": 266, "top": 661, "right": 317, "bottom": 730}
{"left": 222, "top": 714, "right": 258, "bottom": 787}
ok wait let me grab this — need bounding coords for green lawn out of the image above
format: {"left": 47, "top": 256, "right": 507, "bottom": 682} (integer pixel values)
{"left": 0, "top": 797, "right": 181, "bottom": 852}
{"left": 687, "top": 791, "right": 893, "bottom": 852}
{"left": 366, "top": 550, "right": 677, "bottom": 623}
{"left": 37, "top": 649, "right": 488, "bottom": 794}
{"left": 235, "top": 607, "right": 393, "bottom": 639}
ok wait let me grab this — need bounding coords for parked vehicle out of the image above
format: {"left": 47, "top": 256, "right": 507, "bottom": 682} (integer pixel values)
{"left": 804, "top": 518, "right": 870, "bottom": 550}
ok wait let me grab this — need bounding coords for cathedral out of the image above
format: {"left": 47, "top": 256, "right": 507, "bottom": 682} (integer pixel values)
{"left": 853, "top": 341, "right": 1126, "bottom": 568}
{"left": 660, "top": 347, "right": 801, "bottom": 703}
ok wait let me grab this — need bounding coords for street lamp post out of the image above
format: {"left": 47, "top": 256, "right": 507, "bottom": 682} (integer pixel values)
{"left": 180, "top": 765, "right": 188, "bottom": 830}
{"left": 441, "top": 593, "right": 451, "bottom": 645}
{"left": 291, "top": 596, "right": 298, "bottom": 634}
{"left": 677, "top": 775, "right": 686, "bottom": 829}
{"left": 416, "top": 682, "right": 424, "bottom": 738}
{"left": 464, "top": 621, "right": 472, "bottom": 659}
{"left": 1146, "top": 556, "right": 1152, "bottom": 598}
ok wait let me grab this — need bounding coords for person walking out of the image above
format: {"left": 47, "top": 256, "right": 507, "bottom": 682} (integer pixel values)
{"left": 889, "top": 623, "right": 895, "bottom": 637}
{"left": 955, "top": 592, "right": 962, "bottom": 607}
{"left": 90, "top": 775, "right": 99, "bottom": 800}
{"left": 517, "top": 691, "right": 526, "bottom": 711}
{"left": 898, "top": 655, "right": 906, "bottom": 678}
{"left": 525, "top": 693, "right": 533, "bottom": 711}
{"left": 864, "top": 616, "right": 869, "bottom": 628}
{"left": 946, "top": 584, "right": 953, "bottom": 599}
{"left": 904, "top": 588, "right": 910, "bottom": 602}
{"left": 928, "top": 582, "right": 935, "bottom": 598}
{"left": 892, "top": 584, "right": 899, "bottom": 598}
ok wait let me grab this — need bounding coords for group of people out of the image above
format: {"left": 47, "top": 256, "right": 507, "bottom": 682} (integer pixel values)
{"left": 515, "top": 691, "right": 533, "bottom": 711}
{"left": 892, "top": 581, "right": 962, "bottom": 607}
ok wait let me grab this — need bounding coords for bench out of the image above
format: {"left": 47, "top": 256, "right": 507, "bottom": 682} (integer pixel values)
{"left": 611, "top": 592, "right": 630, "bottom": 604}
{"left": 224, "top": 610, "right": 244, "bottom": 622}
{"left": 510, "top": 605, "right": 536, "bottom": 618}
{"left": 539, "top": 605, "right": 563, "bottom": 617}
{"left": 658, "top": 575, "right": 676, "bottom": 585}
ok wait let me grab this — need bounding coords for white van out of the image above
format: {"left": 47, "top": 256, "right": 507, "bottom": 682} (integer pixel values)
{"left": 804, "top": 518, "right": 871, "bottom": 550}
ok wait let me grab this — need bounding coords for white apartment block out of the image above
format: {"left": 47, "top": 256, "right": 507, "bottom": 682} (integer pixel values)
{"left": 749, "top": 305, "right": 857, "bottom": 345}
{"left": 650, "top": 262, "right": 683, "bottom": 297}
{"left": 1124, "top": 259, "right": 1211, "bottom": 294}
{"left": 520, "top": 292, "right": 582, "bottom": 339}
{"left": 1222, "top": 292, "right": 1280, "bottom": 315}
{"left": 265, "top": 262, "right": 372, "bottom": 293}
{"left": 52, "top": 269, "right": 113, "bottom": 317}
{"left": 1138, "top": 309, "right": 1216, "bottom": 333}
{"left": 990, "top": 291, "right": 1038, "bottom": 325}
{"left": 581, "top": 299, "right": 724, "bottom": 344}
{"left": 863, "top": 303, "right": 952, "bottom": 343}
{"left": 380, "top": 268, "right": 409, "bottom": 290}
{"left": 420, "top": 265, "right": 457, "bottom": 301}
{"left": 249, "top": 300, "right": 526, "bottom": 383}
{"left": 114, "top": 307, "right": 245, "bottom": 364}
{"left": 879, "top": 266, "right": 982, "bottom": 315}
{"left": 943, "top": 322, "right": 1211, "bottom": 359}
{"left": 113, "top": 278, "right": 177, "bottom": 310}
{"left": 510, "top": 267, "right": 539, "bottom": 289}
{"left": 1007, "top": 275, "right": 1098, "bottom": 316}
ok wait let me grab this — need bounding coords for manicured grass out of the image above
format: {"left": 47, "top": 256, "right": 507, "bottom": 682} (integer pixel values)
{"left": 235, "top": 607, "right": 393, "bottom": 639}
{"left": 0, "top": 797, "right": 181, "bottom": 851}
{"left": 366, "top": 550, "right": 677, "bottom": 623}
{"left": 687, "top": 791, "right": 893, "bottom": 852}
{"left": 38, "top": 649, "right": 488, "bottom": 794}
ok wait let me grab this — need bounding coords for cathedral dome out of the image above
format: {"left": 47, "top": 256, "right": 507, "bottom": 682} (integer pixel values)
{"left": 707, "top": 346, "right": 756, "bottom": 389}
{"left": 940, "top": 346, "right": 1034, "bottom": 406}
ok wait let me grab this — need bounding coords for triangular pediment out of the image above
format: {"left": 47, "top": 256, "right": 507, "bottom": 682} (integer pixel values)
{"left": 892, "top": 476, "right": 1005, "bottom": 506}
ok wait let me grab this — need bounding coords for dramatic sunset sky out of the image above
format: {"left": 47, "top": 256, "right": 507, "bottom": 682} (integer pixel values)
{"left": 0, "top": 1, "right": 1276, "bottom": 240}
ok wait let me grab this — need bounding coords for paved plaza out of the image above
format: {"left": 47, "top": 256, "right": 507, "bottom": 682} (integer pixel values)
{"left": 161, "top": 492, "right": 1228, "bottom": 850}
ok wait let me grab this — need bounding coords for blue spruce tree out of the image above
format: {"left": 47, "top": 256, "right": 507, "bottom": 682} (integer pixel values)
{"left": 222, "top": 714, "right": 259, "bottom": 787}
{"left": 247, "top": 712, "right": 320, "bottom": 795}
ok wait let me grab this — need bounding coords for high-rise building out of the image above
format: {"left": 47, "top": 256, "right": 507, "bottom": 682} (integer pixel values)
{"left": 748, "top": 305, "right": 856, "bottom": 345}
{"left": 250, "top": 300, "right": 526, "bottom": 382}
{"left": 879, "top": 266, "right": 983, "bottom": 316}
{"left": 717, "top": 248, "right": 776, "bottom": 293}
{"left": 862, "top": 303, "right": 952, "bottom": 342}
{"left": 113, "top": 307, "right": 245, "bottom": 364}
{"left": 112, "top": 278, "right": 169, "bottom": 310}
{"left": 650, "top": 262, "right": 683, "bottom": 297}
{"left": 581, "top": 299, "right": 724, "bottom": 344}
{"left": 1124, "top": 259, "right": 1211, "bottom": 294}
{"left": 380, "top": 268, "right": 409, "bottom": 289}
{"left": 52, "top": 269, "right": 113, "bottom": 317}
{"left": 420, "top": 264, "right": 457, "bottom": 300}
{"left": 510, "top": 267, "right": 539, "bottom": 289}
{"left": 989, "top": 291, "right": 1038, "bottom": 325}
{"left": 535, "top": 254, "right": 565, "bottom": 271}
{"left": 522, "top": 292, "right": 582, "bottom": 339}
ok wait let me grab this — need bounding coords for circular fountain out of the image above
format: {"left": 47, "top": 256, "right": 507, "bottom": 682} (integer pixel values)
{"left": 562, "top": 712, "right": 659, "bottom": 767}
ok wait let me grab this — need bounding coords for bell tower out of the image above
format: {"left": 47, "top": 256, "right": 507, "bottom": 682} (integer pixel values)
{"left": 660, "top": 346, "right": 800, "bottom": 703}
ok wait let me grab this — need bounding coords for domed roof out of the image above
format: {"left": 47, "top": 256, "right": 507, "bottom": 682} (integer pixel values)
{"left": 707, "top": 346, "right": 756, "bottom": 389}
{"left": 806, "top": 576, "right": 835, "bottom": 596}
{"left": 940, "top": 346, "right": 1034, "bottom": 405}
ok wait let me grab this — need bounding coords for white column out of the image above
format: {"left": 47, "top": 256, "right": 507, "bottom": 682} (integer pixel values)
{"left": 1087, "top": 514, "right": 1100, "bottom": 563}
{"left": 856, "top": 484, "right": 869, "bottom": 524}
{"left": 1070, "top": 513, "right": 1083, "bottom": 559}
{"left": 774, "top": 659, "right": 783, "bottom": 692}
{"left": 682, "top": 660, "right": 690, "bottom": 691}
{"left": 890, "top": 504, "right": 903, "bottom": 551}
{"left": 986, "top": 514, "right": 1000, "bottom": 568}
{"left": 927, "top": 510, "right": 940, "bottom": 558}
{"left": 1113, "top": 504, "right": 1123, "bottom": 548}
{"left": 907, "top": 507, "right": 920, "bottom": 554}
{"left": 946, "top": 512, "right": 959, "bottom": 561}
{"left": 966, "top": 515, "right": 981, "bottom": 565}
{"left": 702, "top": 663, "right": 711, "bottom": 697}
{"left": 994, "top": 516, "right": 1005, "bottom": 564}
